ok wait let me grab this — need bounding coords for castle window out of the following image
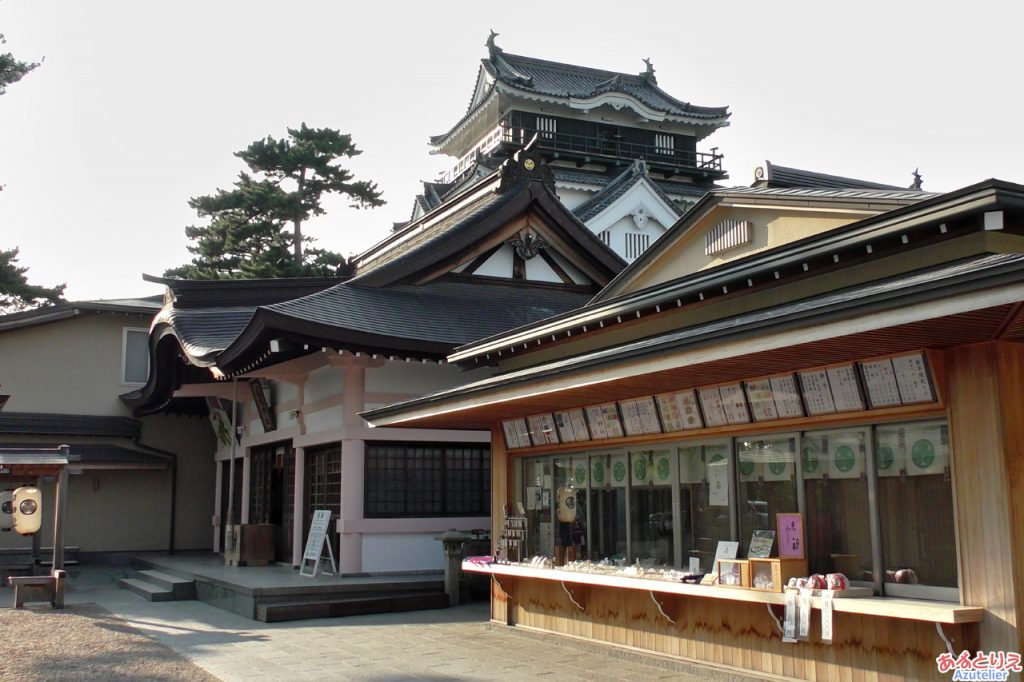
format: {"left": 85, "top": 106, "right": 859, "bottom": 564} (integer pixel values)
{"left": 537, "top": 116, "right": 557, "bottom": 140}
{"left": 655, "top": 133, "right": 674, "bottom": 155}
{"left": 625, "top": 233, "right": 650, "bottom": 261}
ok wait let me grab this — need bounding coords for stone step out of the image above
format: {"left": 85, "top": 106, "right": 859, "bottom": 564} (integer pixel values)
{"left": 256, "top": 590, "right": 449, "bottom": 623}
{"left": 118, "top": 577, "right": 176, "bottom": 602}
{"left": 136, "top": 570, "right": 196, "bottom": 600}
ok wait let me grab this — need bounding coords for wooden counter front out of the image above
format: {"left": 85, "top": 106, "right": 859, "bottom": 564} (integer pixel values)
{"left": 468, "top": 561, "right": 982, "bottom": 680}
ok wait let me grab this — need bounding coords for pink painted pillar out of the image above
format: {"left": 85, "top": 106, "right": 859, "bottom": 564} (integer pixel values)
{"left": 339, "top": 358, "right": 367, "bottom": 574}
{"left": 292, "top": 446, "right": 306, "bottom": 566}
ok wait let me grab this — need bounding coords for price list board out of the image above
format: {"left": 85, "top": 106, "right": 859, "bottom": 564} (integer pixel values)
{"left": 501, "top": 418, "right": 531, "bottom": 449}
{"left": 618, "top": 397, "right": 662, "bottom": 436}
{"left": 655, "top": 390, "right": 704, "bottom": 432}
{"left": 527, "top": 413, "right": 560, "bottom": 447}
{"left": 585, "top": 403, "right": 625, "bottom": 439}
{"left": 720, "top": 383, "right": 751, "bottom": 424}
{"left": 697, "top": 387, "right": 729, "bottom": 427}
{"left": 798, "top": 369, "right": 836, "bottom": 416}
{"left": 553, "top": 409, "right": 590, "bottom": 443}
{"left": 770, "top": 374, "right": 805, "bottom": 418}
{"left": 892, "top": 352, "right": 936, "bottom": 404}
{"left": 744, "top": 378, "right": 779, "bottom": 421}
{"left": 826, "top": 364, "right": 865, "bottom": 412}
{"left": 859, "top": 358, "right": 902, "bottom": 408}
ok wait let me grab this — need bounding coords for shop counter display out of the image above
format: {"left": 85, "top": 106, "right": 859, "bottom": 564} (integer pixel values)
{"left": 464, "top": 559, "right": 984, "bottom": 625}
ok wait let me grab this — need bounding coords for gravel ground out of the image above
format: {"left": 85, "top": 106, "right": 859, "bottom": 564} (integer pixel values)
{"left": 0, "top": 603, "right": 220, "bottom": 681}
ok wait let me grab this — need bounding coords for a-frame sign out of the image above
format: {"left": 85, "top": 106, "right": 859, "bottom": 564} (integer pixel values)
{"left": 299, "top": 509, "right": 337, "bottom": 577}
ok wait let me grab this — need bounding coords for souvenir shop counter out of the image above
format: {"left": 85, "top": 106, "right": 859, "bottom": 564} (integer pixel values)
{"left": 464, "top": 560, "right": 984, "bottom": 625}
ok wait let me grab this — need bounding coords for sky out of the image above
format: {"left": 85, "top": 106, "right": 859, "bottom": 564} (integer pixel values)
{"left": 1, "top": 1, "right": 1022, "bottom": 301}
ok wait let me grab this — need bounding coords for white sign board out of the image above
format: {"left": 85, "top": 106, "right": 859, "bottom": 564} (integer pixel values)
{"left": 300, "top": 509, "right": 337, "bottom": 577}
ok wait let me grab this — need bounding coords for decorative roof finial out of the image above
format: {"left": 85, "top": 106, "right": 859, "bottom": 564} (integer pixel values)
{"left": 641, "top": 58, "right": 657, "bottom": 84}
{"left": 910, "top": 168, "right": 923, "bottom": 190}
{"left": 486, "top": 30, "right": 501, "bottom": 59}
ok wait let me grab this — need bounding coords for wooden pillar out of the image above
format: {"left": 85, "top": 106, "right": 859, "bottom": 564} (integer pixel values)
{"left": 212, "top": 460, "right": 223, "bottom": 553}
{"left": 240, "top": 448, "right": 251, "bottom": 524}
{"left": 51, "top": 464, "right": 67, "bottom": 572}
{"left": 946, "top": 341, "right": 1023, "bottom": 653}
{"left": 490, "top": 425, "right": 512, "bottom": 625}
{"left": 339, "top": 357, "right": 367, "bottom": 574}
{"left": 292, "top": 446, "right": 306, "bottom": 566}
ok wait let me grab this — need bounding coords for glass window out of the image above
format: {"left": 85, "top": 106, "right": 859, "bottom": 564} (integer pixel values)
{"left": 680, "top": 440, "right": 732, "bottom": 573}
{"left": 875, "top": 420, "right": 957, "bottom": 598}
{"left": 364, "top": 442, "right": 489, "bottom": 518}
{"left": 628, "top": 448, "right": 674, "bottom": 567}
{"left": 738, "top": 436, "right": 798, "bottom": 556}
{"left": 803, "top": 428, "right": 873, "bottom": 584}
{"left": 523, "top": 457, "right": 553, "bottom": 557}
{"left": 587, "top": 451, "right": 627, "bottom": 562}
{"left": 123, "top": 328, "right": 149, "bottom": 384}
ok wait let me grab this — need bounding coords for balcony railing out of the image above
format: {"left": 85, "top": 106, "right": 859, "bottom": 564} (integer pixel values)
{"left": 500, "top": 123, "right": 724, "bottom": 173}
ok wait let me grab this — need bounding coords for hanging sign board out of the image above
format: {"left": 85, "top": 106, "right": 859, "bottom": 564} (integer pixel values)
{"left": 719, "top": 383, "right": 751, "bottom": 424}
{"left": 697, "top": 387, "right": 728, "bottom": 427}
{"left": 554, "top": 409, "right": 590, "bottom": 443}
{"left": 859, "top": 358, "right": 902, "bottom": 408}
{"left": 618, "top": 397, "right": 662, "bottom": 436}
{"left": 892, "top": 352, "right": 936, "bottom": 404}
{"left": 585, "top": 403, "right": 624, "bottom": 439}
{"left": 798, "top": 370, "right": 836, "bottom": 415}
{"left": 300, "top": 509, "right": 337, "bottom": 577}
{"left": 655, "top": 389, "right": 703, "bottom": 432}
{"left": 826, "top": 364, "right": 865, "bottom": 412}
{"left": 527, "top": 414, "right": 560, "bottom": 447}
{"left": 744, "top": 379, "right": 778, "bottom": 422}
{"left": 770, "top": 374, "right": 805, "bottom": 419}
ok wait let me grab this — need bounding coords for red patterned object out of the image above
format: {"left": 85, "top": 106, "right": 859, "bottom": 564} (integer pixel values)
{"left": 826, "top": 573, "right": 849, "bottom": 590}
{"left": 808, "top": 574, "right": 827, "bottom": 589}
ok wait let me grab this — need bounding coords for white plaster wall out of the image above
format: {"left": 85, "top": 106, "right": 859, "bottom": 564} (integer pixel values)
{"left": 554, "top": 187, "right": 595, "bottom": 211}
{"left": 365, "top": 360, "right": 490, "bottom": 395}
{"left": 361, "top": 533, "right": 445, "bottom": 573}
{"left": 524, "top": 255, "right": 561, "bottom": 283}
{"left": 304, "top": 405, "right": 343, "bottom": 436}
{"left": 0, "top": 313, "right": 151, "bottom": 415}
{"left": 304, "top": 365, "right": 343, "bottom": 404}
{"left": 474, "top": 243, "right": 514, "bottom": 278}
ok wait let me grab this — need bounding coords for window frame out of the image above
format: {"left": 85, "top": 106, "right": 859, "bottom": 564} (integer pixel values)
{"left": 515, "top": 417, "right": 959, "bottom": 601}
{"left": 121, "top": 327, "right": 150, "bottom": 386}
{"left": 364, "top": 441, "right": 491, "bottom": 519}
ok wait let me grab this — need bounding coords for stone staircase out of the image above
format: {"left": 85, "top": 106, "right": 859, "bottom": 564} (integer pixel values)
{"left": 118, "top": 569, "right": 197, "bottom": 602}
{"left": 256, "top": 590, "right": 449, "bottom": 623}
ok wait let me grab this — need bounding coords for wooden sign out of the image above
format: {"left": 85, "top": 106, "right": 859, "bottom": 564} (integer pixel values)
{"left": 826, "top": 364, "right": 864, "bottom": 412}
{"left": 553, "top": 409, "right": 589, "bottom": 443}
{"left": 527, "top": 414, "right": 560, "bottom": 447}
{"left": 618, "top": 397, "right": 661, "bottom": 436}
{"left": 585, "top": 403, "right": 624, "bottom": 439}
{"left": 697, "top": 387, "right": 728, "bottom": 427}
{"left": 892, "top": 352, "right": 936, "bottom": 404}
{"left": 501, "top": 419, "right": 531, "bottom": 449}
{"left": 859, "top": 358, "right": 902, "bottom": 408}
{"left": 719, "top": 383, "right": 751, "bottom": 424}
{"left": 770, "top": 374, "right": 805, "bottom": 418}
{"left": 249, "top": 379, "right": 276, "bottom": 432}
{"left": 300, "top": 509, "right": 337, "bottom": 577}
{"left": 744, "top": 379, "right": 778, "bottom": 422}
{"left": 655, "top": 389, "right": 703, "bottom": 432}
{"left": 798, "top": 370, "right": 836, "bottom": 415}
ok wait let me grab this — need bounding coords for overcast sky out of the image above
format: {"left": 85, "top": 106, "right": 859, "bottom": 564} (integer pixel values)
{"left": 1, "top": 1, "right": 1021, "bottom": 301}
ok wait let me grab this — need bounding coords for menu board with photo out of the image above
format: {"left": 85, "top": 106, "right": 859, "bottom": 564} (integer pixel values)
{"left": 527, "top": 414, "right": 560, "bottom": 447}
{"left": 720, "top": 383, "right": 751, "bottom": 424}
{"left": 585, "top": 403, "right": 625, "bottom": 440}
{"left": 892, "top": 352, "right": 936, "bottom": 404}
{"left": 770, "top": 374, "right": 805, "bottom": 418}
{"left": 859, "top": 358, "right": 903, "bottom": 408}
{"left": 502, "top": 419, "right": 529, "bottom": 449}
{"left": 697, "top": 387, "right": 729, "bottom": 427}
{"left": 619, "top": 397, "right": 662, "bottom": 436}
{"left": 826, "top": 364, "right": 865, "bottom": 412}
{"left": 553, "top": 409, "right": 590, "bottom": 443}
{"left": 655, "top": 390, "right": 704, "bottom": 432}
{"left": 798, "top": 369, "right": 836, "bottom": 416}
{"left": 744, "top": 379, "right": 779, "bottom": 421}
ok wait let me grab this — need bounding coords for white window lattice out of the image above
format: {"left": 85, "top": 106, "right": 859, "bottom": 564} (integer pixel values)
{"left": 654, "top": 133, "right": 674, "bottom": 155}
{"left": 537, "top": 116, "right": 557, "bottom": 140}
{"left": 705, "top": 219, "right": 753, "bottom": 255}
{"left": 598, "top": 230, "right": 611, "bottom": 246}
{"left": 625, "top": 233, "right": 651, "bottom": 261}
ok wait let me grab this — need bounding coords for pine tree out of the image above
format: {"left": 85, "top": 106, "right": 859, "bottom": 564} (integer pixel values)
{"left": 166, "top": 124, "right": 383, "bottom": 279}
{"left": 0, "top": 248, "right": 65, "bottom": 313}
{"left": 0, "top": 30, "right": 40, "bottom": 95}
{"left": 0, "top": 26, "right": 60, "bottom": 313}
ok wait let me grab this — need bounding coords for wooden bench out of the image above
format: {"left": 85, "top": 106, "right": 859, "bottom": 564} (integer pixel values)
{"left": 7, "top": 570, "right": 66, "bottom": 608}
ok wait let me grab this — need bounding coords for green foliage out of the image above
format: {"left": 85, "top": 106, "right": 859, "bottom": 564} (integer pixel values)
{"left": 0, "top": 247, "right": 65, "bottom": 313}
{"left": 167, "top": 124, "right": 384, "bottom": 279}
{"left": 0, "top": 31, "right": 40, "bottom": 96}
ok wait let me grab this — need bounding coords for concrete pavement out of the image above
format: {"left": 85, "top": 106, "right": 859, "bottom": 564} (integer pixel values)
{"left": 59, "top": 566, "right": 769, "bottom": 682}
